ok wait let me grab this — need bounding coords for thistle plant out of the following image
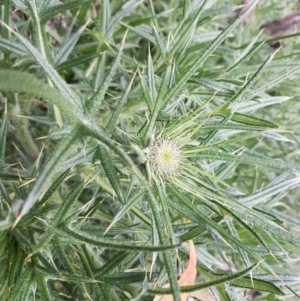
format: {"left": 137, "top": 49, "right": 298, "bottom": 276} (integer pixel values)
{"left": 1, "top": 0, "right": 300, "bottom": 300}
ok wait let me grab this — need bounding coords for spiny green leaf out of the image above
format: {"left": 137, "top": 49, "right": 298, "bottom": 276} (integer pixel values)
{"left": 106, "top": 72, "right": 136, "bottom": 134}
{"left": 168, "top": 187, "right": 257, "bottom": 256}
{"left": 14, "top": 127, "right": 81, "bottom": 225}
{"left": 172, "top": 0, "right": 208, "bottom": 58}
{"left": 7, "top": 268, "right": 33, "bottom": 301}
{"left": 0, "top": 102, "right": 8, "bottom": 168}
{"left": 40, "top": 169, "right": 71, "bottom": 205}
{"left": 148, "top": 263, "right": 258, "bottom": 295}
{"left": 107, "top": 0, "right": 142, "bottom": 37}
{"left": 62, "top": 225, "right": 180, "bottom": 252}
{"left": 95, "top": 251, "right": 128, "bottom": 277}
{"left": 39, "top": 0, "right": 91, "bottom": 23}
{"left": 253, "top": 274, "right": 300, "bottom": 286}
{"left": 231, "top": 277, "right": 284, "bottom": 295}
{"left": 36, "top": 274, "right": 53, "bottom": 301}
{"left": 53, "top": 181, "right": 85, "bottom": 225}
{"left": 2, "top": 26, "right": 82, "bottom": 109}
{"left": 54, "top": 24, "right": 87, "bottom": 66}
{"left": 241, "top": 176, "right": 300, "bottom": 206}
{"left": 196, "top": 150, "right": 300, "bottom": 172}
{"left": 0, "top": 71, "right": 82, "bottom": 122}
{"left": 229, "top": 50, "right": 279, "bottom": 106}
{"left": 85, "top": 33, "right": 126, "bottom": 115}
{"left": 94, "top": 145, "right": 124, "bottom": 203}
{"left": 56, "top": 52, "right": 101, "bottom": 72}
{"left": 105, "top": 190, "right": 144, "bottom": 234}
{"left": 0, "top": 38, "right": 28, "bottom": 56}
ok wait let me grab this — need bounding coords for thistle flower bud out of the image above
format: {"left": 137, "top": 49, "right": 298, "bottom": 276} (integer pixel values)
{"left": 148, "top": 139, "right": 182, "bottom": 178}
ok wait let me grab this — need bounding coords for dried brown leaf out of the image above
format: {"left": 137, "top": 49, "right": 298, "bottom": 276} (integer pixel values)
{"left": 153, "top": 240, "right": 196, "bottom": 301}
{"left": 261, "top": 11, "right": 300, "bottom": 37}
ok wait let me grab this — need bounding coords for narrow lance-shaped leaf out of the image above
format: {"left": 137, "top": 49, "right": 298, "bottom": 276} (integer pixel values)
{"left": 2, "top": 0, "right": 10, "bottom": 39}
{"left": 143, "top": 187, "right": 182, "bottom": 301}
{"left": 0, "top": 22, "right": 82, "bottom": 109}
{"left": 40, "top": 169, "right": 71, "bottom": 205}
{"left": 95, "top": 252, "right": 128, "bottom": 277}
{"left": 196, "top": 150, "right": 300, "bottom": 172}
{"left": 200, "top": 121, "right": 275, "bottom": 132}
{"left": 227, "top": 32, "right": 264, "bottom": 72}
{"left": 94, "top": 145, "right": 124, "bottom": 203}
{"left": 54, "top": 23, "right": 88, "bottom": 66}
{"left": 241, "top": 176, "right": 300, "bottom": 206}
{"left": 0, "top": 100, "right": 8, "bottom": 169}
{"left": 53, "top": 181, "right": 85, "bottom": 225}
{"left": 85, "top": 31, "right": 127, "bottom": 115}
{"left": 191, "top": 78, "right": 234, "bottom": 94}
{"left": 226, "top": 217, "right": 251, "bottom": 268}
{"left": 148, "top": 263, "right": 258, "bottom": 296}
{"left": 0, "top": 70, "right": 82, "bottom": 122}
{"left": 107, "top": 0, "right": 142, "bottom": 37}
{"left": 7, "top": 241, "right": 25, "bottom": 287}
{"left": 0, "top": 182, "right": 11, "bottom": 205}
{"left": 229, "top": 49, "right": 279, "bottom": 106}
{"left": 7, "top": 268, "right": 33, "bottom": 301}
{"left": 36, "top": 265, "right": 100, "bottom": 284}
{"left": 249, "top": 66, "right": 300, "bottom": 96}
{"left": 30, "top": 181, "right": 85, "bottom": 255}
{"left": 204, "top": 190, "right": 300, "bottom": 248}
{"left": 56, "top": 52, "right": 102, "bottom": 72}
{"left": 211, "top": 110, "right": 278, "bottom": 128}
{"left": 13, "top": 126, "right": 81, "bottom": 226}
{"left": 100, "top": 0, "right": 110, "bottom": 35}
{"left": 39, "top": 0, "right": 91, "bottom": 23}
{"left": 231, "top": 277, "right": 284, "bottom": 295}
{"left": 200, "top": 4, "right": 242, "bottom": 20}
{"left": 105, "top": 190, "right": 145, "bottom": 234}
{"left": 0, "top": 38, "right": 28, "bottom": 56}
{"left": 167, "top": 187, "right": 256, "bottom": 256}
{"left": 150, "top": 210, "right": 160, "bottom": 278}
{"left": 217, "top": 204, "right": 270, "bottom": 252}
{"left": 144, "top": 61, "right": 173, "bottom": 142}
{"left": 156, "top": 184, "right": 176, "bottom": 245}
{"left": 36, "top": 274, "right": 53, "bottom": 301}
{"left": 53, "top": 237, "right": 78, "bottom": 275}
{"left": 140, "top": 72, "right": 154, "bottom": 111}
{"left": 76, "top": 245, "right": 103, "bottom": 299}
{"left": 182, "top": 0, "right": 189, "bottom": 19}
{"left": 26, "top": 0, "right": 52, "bottom": 61}
{"left": 252, "top": 274, "right": 300, "bottom": 286}
{"left": 171, "top": 0, "right": 209, "bottom": 57}
{"left": 106, "top": 71, "right": 136, "bottom": 133}
{"left": 62, "top": 225, "right": 180, "bottom": 252}
{"left": 148, "top": 47, "right": 157, "bottom": 103}
{"left": 235, "top": 96, "right": 291, "bottom": 114}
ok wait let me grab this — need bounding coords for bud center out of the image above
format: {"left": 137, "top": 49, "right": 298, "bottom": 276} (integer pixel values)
{"left": 149, "top": 139, "right": 182, "bottom": 177}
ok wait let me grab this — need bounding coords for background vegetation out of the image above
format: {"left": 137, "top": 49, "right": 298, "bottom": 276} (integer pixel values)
{"left": 0, "top": 0, "right": 300, "bottom": 300}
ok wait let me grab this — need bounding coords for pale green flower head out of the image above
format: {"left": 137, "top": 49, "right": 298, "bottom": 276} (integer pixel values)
{"left": 144, "top": 107, "right": 213, "bottom": 195}
{"left": 148, "top": 138, "right": 182, "bottom": 178}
